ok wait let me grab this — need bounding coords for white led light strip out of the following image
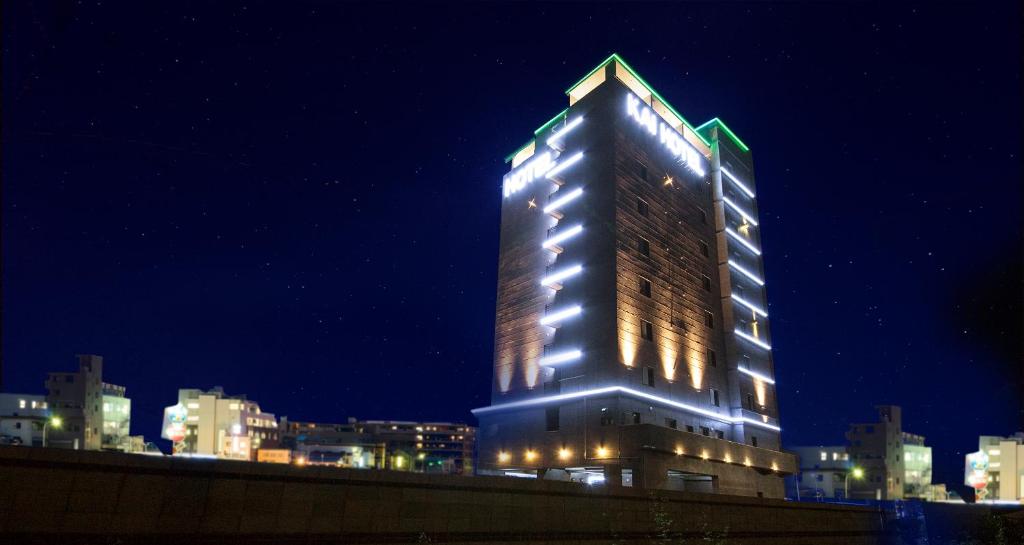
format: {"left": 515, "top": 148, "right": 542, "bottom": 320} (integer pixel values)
{"left": 732, "top": 294, "right": 768, "bottom": 317}
{"left": 720, "top": 166, "right": 755, "bottom": 198}
{"left": 545, "top": 152, "right": 584, "bottom": 179}
{"left": 728, "top": 260, "right": 765, "bottom": 286}
{"left": 471, "top": 385, "right": 781, "bottom": 431}
{"left": 735, "top": 330, "right": 772, "bottom": 350}
{"left": 737, "top": 366, "right": 776, "bottom": 385}
{"left": 539, "top": 350, "right": 582, "bottom": 366}
{"left": 725, "top": 228, "right": 762, "bottom": 256}
{"left": 543, "top": 188, "right": 583, "bottom": 214}
{"left": 539, "top": 305, "right": 581, "bottom": 326}
{"left": 548, "top": 117, "right": 584, "bottom": 144}
{"left": 722, "top": 196, "right": 758, "bottom": 226}
{"left": 540, "top": 264, "right": 583, "bottom": 287}
{"left": 542, "top": 224, "right": 583, "bottom": 249}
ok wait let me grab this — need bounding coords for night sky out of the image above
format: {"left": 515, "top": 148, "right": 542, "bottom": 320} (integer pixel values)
{"left": 3, "top": 3, "right": 1020, "bottom": 497}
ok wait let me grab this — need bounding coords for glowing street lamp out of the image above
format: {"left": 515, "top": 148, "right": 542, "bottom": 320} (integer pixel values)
{"left": 42, "top": 415, "right": 63, "bottom": 447}
{"left": 845, "top": 466, "right": 864, "bottom": 499}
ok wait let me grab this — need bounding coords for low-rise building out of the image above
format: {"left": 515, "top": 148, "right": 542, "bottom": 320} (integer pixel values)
{"left": 791, "top": 445, "right": 851, "bottom": 500}
{"left": 965, "top": 433, "right": 1024, "bottom": 503}
{"left": 279, "top": 417, "right": 476, "bottom": 474}
{"left": 163, "top": 387, "right": 279, "bottom": 461}
{"left": 790, "top": 405, "right": 943, "bottom": 501}
{"left": 0, "top": 393, "right": 50, "bottom": 446}
{"left": 101, "top": 383, "right": 132, "bottom": 451}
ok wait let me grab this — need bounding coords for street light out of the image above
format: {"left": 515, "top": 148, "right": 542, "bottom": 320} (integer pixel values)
{"left": 42, "top": 415, "right": 62, "bottom": 448}
{"left": 845, "top": 466, "right": 864, "bottom": 499}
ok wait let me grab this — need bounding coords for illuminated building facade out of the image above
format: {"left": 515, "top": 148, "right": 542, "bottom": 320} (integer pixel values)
{"left": 45, "top": 355, "right": 119, "bottom": 451}
{"left": 279, "top": 417, "right": 476, "bottom": 474}
{"left": 474, "top": 54, "right": 795, "bottom": 497}
{"left": 965, "top": 433, "right": 1024, "bottom": 503}
{"left": 165, "top": 387, "right": 279, "bottom": 461}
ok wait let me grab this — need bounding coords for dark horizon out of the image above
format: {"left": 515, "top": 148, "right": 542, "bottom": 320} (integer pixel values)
{"left": 2, "top": 2, "right": 1021, "bottom": 500}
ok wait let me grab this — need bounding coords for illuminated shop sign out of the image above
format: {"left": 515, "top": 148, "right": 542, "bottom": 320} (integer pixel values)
{"left": 625, "top": 93, "right": 705, "bottom": 177}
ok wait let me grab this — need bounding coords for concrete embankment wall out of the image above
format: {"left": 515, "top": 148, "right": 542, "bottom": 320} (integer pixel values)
{"left": 0, "top": 446, "right": 887, "bottom": 544}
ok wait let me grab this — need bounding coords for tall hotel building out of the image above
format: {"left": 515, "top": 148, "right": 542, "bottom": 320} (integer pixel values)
{"left": 473, "top": 54, "right": 796, "bottom": 497}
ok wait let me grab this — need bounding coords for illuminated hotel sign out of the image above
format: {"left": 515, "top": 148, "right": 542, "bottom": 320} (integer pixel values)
{"left": 625, "top": 93, "right": 705, "bottom": 177}
{"left": 503, "top": 151, "right": 555, "bottom": 197}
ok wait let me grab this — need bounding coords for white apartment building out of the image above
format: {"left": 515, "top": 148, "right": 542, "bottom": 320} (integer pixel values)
{"left": 163, "top": 387, "right": 279, "bottom": 461}
{"left": 966, "top": 433, "right": 1024, "bottom": 503}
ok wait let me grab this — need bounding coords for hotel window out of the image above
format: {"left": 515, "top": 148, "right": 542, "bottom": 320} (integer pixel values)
{"left": 711, "top": 388, "right": 720, "bottom": 407}
{"left": 638, "top": 236, "right": 650, "bottom": 257}
{"left": 701, "top": 426, "right": 710, "bottom": 436}
{"left": 701, "top": 275, "right": 712, "bottom": 292}
{"left": 820, "top": 451, "right": 828, "bottom": 461}
{"left": 640, "top": 320, "right": 654, "bottom": 341}
{"left": 699, "top": 240, "right": 710, "bottom": 258}
{"left": 631, "top": 412, "right": 642, "bottom": 425}
{"left": 18, "top": 399, "right": 26, "bottom": 409}
{"left": 642, "top": 366, "right": 655, "bottom": 387}
{"left": 639, "top": 277, "right": 651, "bottom": 297}
{"left": 746, "top": 393, "right": 755, "bottom": 410}
{"left": 751, "top": 436, "right": 758, "bottom": 447}
{"left": 665, "top": 418, "right": 678, "bottom": 429}
{"left": 715, "top": 430, "right": 725, "bottom": 439}
{"left": 638, "top": 163, "right": 648, "bottom": 182}
{"left": 600, "top": 408, "right": 614, "bottom": 426}
{"left": 637, "top": 198, "right": 649, "bottom": 217}
{"left": 686, "top": 425, "right": 695, "bottom": 433}
{"left": 546, "top": 407, "right": 559, "bottom": 432}
{"left": 706, "top": 348, "right": 717, "bottom": 368}
{"left": 704, "top": 310, "right": 714, "bottom": 329}
{"left": 699, "top": 207, "right": 708, "bottom": 225}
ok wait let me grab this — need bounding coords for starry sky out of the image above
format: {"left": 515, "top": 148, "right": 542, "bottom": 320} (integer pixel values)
{"left": 2, "top": 3, "right": 1020, "bottom": 497}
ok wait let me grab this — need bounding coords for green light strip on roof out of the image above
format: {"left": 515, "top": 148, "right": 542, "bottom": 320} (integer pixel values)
{"left": 504, "top": 138, "right": 535, "bottom": 164}
{"left": 534, "top": 108, "right": 568, "bottom": 137}
{"left": 695, "top": 117, "right": 751, "bottom": 153}
{"left": 565, "top": 53, "right": 712, "bottom": 148}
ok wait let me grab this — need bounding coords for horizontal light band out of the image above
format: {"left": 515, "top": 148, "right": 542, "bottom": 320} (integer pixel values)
{"left": 737, "top": 366, "right": 776, "bottom": 385}
{"left": 725, "top": 228, "right": 762, "bottom": 256}
{"left": 539, "top": 350, "right": 582, "bottom": 366}
{"left": 540, "top": 264, "right": 583, "bottom": 287}
{"left": 544, "top": 187, "right": 583, "bottom": 214}
{"left": 722, "top": 196, "right": 758, "bottom": 226}
{"left": 471, "top": 385, "right": 781, "bottom": 431}
{"left": 734, "top": 330, "right": 772, "bottom": 350}
{"left": 548, "top": 117, "right": 584, "bottom": 143}
{"left": 739, "top": 416, "right": 781, "bottom": 432}
{"left": 721, "top": 166, "right": 755, "bottom": 198}
{"left": 539, "top": 305, "right": 582, "bottom": 326}
{"left": 728, "top": 260, "right": 765, "bottom": 286}
{"left": 542, "top": 224, "right": 583, "bottom": 249}
{"left": 545, "top": 151, "right": 584, "bottom": 179}
{"left": 732, "top": 294, "right": 768, "bottom": 317}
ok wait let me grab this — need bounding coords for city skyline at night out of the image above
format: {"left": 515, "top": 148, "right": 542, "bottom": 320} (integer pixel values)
{"left": 2, "top": 2, "right": 1020, "bottom": 503}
